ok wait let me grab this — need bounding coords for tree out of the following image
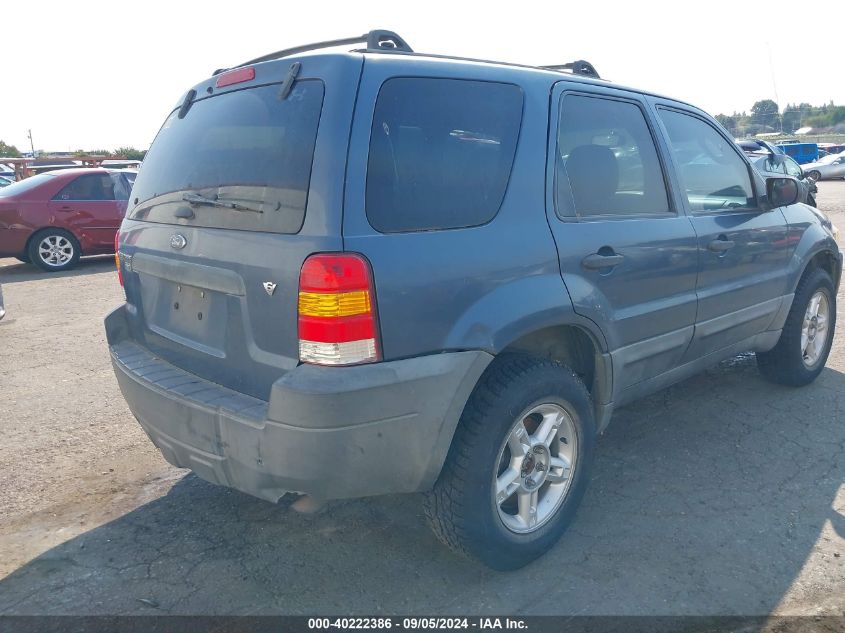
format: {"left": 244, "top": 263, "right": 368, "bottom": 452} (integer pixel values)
{"left": 804, "top": 105, "right": 845, "bottom": 129}
{"left": 0, "top": 140, "right": 21, "bottom": 157}
{"left": 715, "top": 114, "right": 737, "bottom": 132}
{"left": 114, "top": 146, "right": 146, "bottom": 161}
{"left": 751, "top": 99, "right": 780, "bottom": 128}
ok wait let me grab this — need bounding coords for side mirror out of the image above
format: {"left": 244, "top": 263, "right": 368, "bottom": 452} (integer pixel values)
{"left": 766, "top": 177, "right": 799, "bottom": 208}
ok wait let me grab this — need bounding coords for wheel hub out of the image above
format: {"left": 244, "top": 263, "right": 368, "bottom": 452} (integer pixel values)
{"left": 522, "top": 445, "right": 550, "bottom": 490}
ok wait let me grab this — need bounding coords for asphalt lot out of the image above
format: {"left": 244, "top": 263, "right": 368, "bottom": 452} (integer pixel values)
{"left": 1, "top": 182, "right": 844, "bottom": 616}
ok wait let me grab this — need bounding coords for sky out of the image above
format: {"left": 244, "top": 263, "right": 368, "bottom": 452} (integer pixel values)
{"left": 2, "top": 0, "right": 843, "bottom": 153}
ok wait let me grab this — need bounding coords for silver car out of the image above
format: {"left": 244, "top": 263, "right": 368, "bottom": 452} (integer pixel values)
{"left": 803, "top": 152, "right": 845, "bottom": 181}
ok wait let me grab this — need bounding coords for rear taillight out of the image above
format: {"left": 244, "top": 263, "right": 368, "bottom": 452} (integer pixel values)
{"left": 298, "top": 253, "right": 381, "bottom": 366}
{"left": 114, "top": 232, "right": 123, "bottom": 286}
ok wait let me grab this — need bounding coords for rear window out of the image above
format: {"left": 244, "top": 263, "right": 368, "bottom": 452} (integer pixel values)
{"left": 0, "top": 173, "right": 55, "bottom": 198}
{"left": 366, "top": 78, "right": 523, "bottom": 233}
{"left": 128, "top": 80, "right": 325, "bottom": 234}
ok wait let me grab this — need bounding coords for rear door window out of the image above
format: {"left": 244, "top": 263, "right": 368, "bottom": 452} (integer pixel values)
{"left": 128, "top": 80, "right": 325, "bottom": 234}
{"left": 555, "top": 94, "right": 670, "bottom": 218}
{"left": 366, "top": 78, "right": 523, "bottom": 233}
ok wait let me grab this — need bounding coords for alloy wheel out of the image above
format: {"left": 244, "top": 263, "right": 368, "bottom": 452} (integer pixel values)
{"left": 38, "top": 235, "right": 74, "bottom": 267}
{"left": 494, "top": 403, "right": 579, "bottom": 534}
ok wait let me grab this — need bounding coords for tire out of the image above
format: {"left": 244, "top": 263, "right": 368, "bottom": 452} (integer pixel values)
{"left": 807, "top": 194, "right": 816, "bottom": 208}
{"left": 807, "top": 170, "right": 821, "bottom": 182}
{"left": 424, "top": 354, "right": 595, "bottom": 570}
{"left": 15, "top": 255, "right": 30, "bottom": 264}
{"left": 757, "top": 267, "right": 836, "bottom": 386}
{"left": 27, "top": 229, "right": 81, "bottom": 272}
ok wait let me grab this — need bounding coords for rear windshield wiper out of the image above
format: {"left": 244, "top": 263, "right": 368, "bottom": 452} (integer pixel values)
{"left": 182, "top": 192, "right": 263, "bottom": 214}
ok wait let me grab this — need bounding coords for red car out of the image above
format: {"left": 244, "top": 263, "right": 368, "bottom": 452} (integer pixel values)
{"left": 0, "top": 168, "right": 135, "bottom": 272}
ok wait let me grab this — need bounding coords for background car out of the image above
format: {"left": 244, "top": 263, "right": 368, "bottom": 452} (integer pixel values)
{"left": 739, "top": 139, "right": 817, "bottom": 206}
{"left": 0, "top": 168, "right": 132, "bottom": 271}
{"left": 802, "top": 152, "right": 845, "bottom": 181}
{"left": 112, "top": 168, "right": 138, "bottom": 186}
{"left": 0, "top": 175, "right": 13, "bottom": 188}
{"left": 774, "top": 142, "right": 819, "bottom": 164}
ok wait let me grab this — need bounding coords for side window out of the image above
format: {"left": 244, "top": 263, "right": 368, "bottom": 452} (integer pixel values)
{"left": 53, "top": 173, "right": 116, "bottom": 201}
{"left": 784, "top": 157, "right": 803, "bottom": 178}
{"left": 764, "top": 157, "right": 787, "bottom": 174}
{"left": 366, "top": 78, "right": 523, "bottom": 233}
{"left": 556, "top": 94, "right": 669, "bottom": 218}
{"left": 658, "top": 109, "right": 755, "bottom": 211}
{"left": 109, "top": 173, "right": 131, "bottom": 200}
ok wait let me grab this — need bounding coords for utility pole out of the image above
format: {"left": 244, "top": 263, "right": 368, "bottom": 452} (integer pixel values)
{"left": 27, "top": 129, "right": 35, "bottom": 157}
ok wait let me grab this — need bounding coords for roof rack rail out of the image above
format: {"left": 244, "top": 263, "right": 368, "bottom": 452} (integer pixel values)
{"left": 213, "top": 29, "right": 412, "bottom": 75}
{"left": 541, "top": 60, "right": 601, "bottom": 79}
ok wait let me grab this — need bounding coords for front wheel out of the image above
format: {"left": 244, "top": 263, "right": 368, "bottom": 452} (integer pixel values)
{"left": 424, "top": 355, "right": 595, "bottom": 570}
{"left": 757, "top": 268, "right": 836, "bottom": 386}
{"left": 806, "top": 170, "right": 821, "bottom": 182}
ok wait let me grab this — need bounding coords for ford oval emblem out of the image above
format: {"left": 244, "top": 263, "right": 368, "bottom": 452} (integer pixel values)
{"left": 170, "top": 234, "right": 187, "bottom": 250}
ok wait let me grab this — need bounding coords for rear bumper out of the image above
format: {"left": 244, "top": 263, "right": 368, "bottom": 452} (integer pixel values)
{"left": 106, "top": 305, "right": 491, "bottom": 502}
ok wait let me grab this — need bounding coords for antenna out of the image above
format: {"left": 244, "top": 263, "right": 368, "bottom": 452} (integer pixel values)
{"left": 766, "top": 43, "right": 782, "bottom": 133}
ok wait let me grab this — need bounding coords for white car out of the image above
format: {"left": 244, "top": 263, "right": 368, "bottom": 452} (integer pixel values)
{"left": 803, "top": 152, "right": 845, "bottom": 181}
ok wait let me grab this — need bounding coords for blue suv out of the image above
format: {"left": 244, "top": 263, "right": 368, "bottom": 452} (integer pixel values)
{"left": 106, "top": 31, "right": 842, "bottom": 570}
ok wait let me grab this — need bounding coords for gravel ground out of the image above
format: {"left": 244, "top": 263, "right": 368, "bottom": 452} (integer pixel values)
{"left": 0, "top": 183, "right": 844, "bottom": 616}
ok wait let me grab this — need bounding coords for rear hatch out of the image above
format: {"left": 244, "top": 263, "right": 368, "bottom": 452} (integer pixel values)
{"left": 118, "top": 54, "right": 362, "bottom": 399}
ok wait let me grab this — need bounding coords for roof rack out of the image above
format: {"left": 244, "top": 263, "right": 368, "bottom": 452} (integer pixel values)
{"left": 541, "top": 60, "right": 601, "bottom": 79}
{"left": 212, "top": 29, "right": 602, "bottom": 83}
{"left": 213, "top": 29, "right": 412, "bottom": 75}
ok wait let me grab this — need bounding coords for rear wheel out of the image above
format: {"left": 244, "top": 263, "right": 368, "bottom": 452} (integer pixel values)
{"left": 424, "top": 354, "right": 595, "bottom": 570}
{"left": 807, "top": 170, "right": 821, "bottom": 182}
{"left": 757, "top": 268, "right": 836, "bottom": 386}
{"left": 15, "top": 254, "right": 30, "bottom": 264}
{"left": 27, "top": 229, "right": 81, "bottom": 272}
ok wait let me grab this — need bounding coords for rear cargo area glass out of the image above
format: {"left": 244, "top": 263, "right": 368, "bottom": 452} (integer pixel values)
{"left": 128, "top": 80, "right": 325, "bottom": 234}
{"left": 366, "top": 78, "right": 523, "bottom": 233}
